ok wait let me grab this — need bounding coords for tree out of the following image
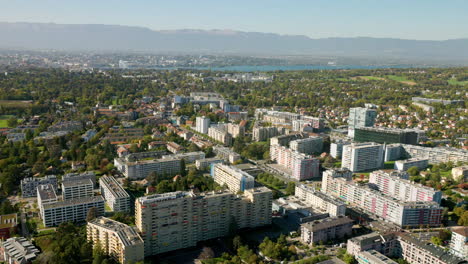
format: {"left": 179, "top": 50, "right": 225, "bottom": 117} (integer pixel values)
{"left": 458, "top": 211, "right": 468, "bottom": 226}
{"left": 86, "top": 207, "right": 98, "bottom": 222}
{"left": 407, "top": 166, "right": 420, "bottom": 176}
{"left": 431, "top": 236, "right": 443, "bottom": 246}
{"left": 285, "top": 182, "right": 295, "bottom": 196}
{"left": 198, "top": 247, "right": 215, "bottom": 260}
{"left": 342, "top": 253, "right": 356, "bottom": 264}
{"left": 6, "top": 117, "right": 17, "bottom": 128}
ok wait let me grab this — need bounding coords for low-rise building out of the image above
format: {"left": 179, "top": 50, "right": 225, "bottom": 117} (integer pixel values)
{"left": 87, "top": 217, "right": 144, "bottom": 264}
{"left": 166, "top": 142, "right": 184, "bottom": 154}
{"left": 384, "top": 144, "right": 468, "bottom": 164}
{"left": 394, "top": 158, "right": 429, "bottom": 171}
{"left": 356, "top": 250, "right": 398, "bottom": 264}
{"left": 300, "top": 216, "right": 353, "bottom": 245}
{"left": 0, "top": 214, "right": 18, "bottom": 239}
{"left": 0, "top": 237, "right": 40, "bottom": 264}
{"left": 99, "top": 176, "right": 131, "bottom": 213}
{"left": 213, "top": 146, "right": 241, "bottom": 164}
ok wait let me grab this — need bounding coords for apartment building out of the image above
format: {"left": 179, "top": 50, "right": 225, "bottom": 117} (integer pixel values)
{"left": 0, "top": 237, "right": 40, "bottom": 264}
{"left": 135, "top": 187, "right": 272, "bottom": 256}
{"left": 213, "top": 146, "right": 241, "bottom": 164}
{"left": 87, "top": 217, "right": 144, "bottom": 264}
{"left": 47, "top": 120, "right": 83, "bottom": 132}
{"left": 0, "top": 214, "right": 18, "bottom": 239}
{"left": 384, "top": 144, "right": 468, "bottom": 164}
{"left": 295, "top": 184, "right": 346, "bottom": 217}
{"left": 341, "top": 142, "right": 384, "bottom": 172}
{"left": 450, "top": 226, "right": 468, "bottom": 260}
{"left": 356, "top": 250, "right": 398, "bottom": 264}
{"left": 166, "top": 142, "right": 184, "bottom": 154}
{"left": 292, "top": 118, "right": 325, "bottom": 132}
{"left": 394, "top": 158, "right": 429, "bottom": 171}
{"left": 330, "top": 140, "right": 350, "bottom": 159}
{"left": 270, "top": 133, "right": 308, "bottom": 147}
{"left": 40, "top": 196, "right": 104, "bottom": 227}
{"left": 300, "top": 216, "right": 353, "bottom": 245}
{"left": 270, "top": 144, "right": 320, "bottom": 180}
{"left": 20, "top": 175, "right": 57, "bottom": 198}
{"left": 320, "top": 168, "right": 353, "bottom": 194}
{"left": 322, "top": 173, "right": 443, "bottom": 227}
{"left": 347, "top": 232, "right": 399, "bottom": 257}
{"left": 452, "top": 166, "right": 468, "bottom": 182}
{"left": 208, "top": 125, "right": 232, "bottom": 146}
{"left": 289, "top": 136, "right": 324, "bottom": 155}
{"left": 63, "top": 171, "right": 97, "bottom": 186}
{"left": 348, "top": 107, "right": 377, "bottom": 137}
{"left": 62, "top": 178, "right": 94, "bottom": 200}
{"left": 195, "top": 158, "right": 224, "bottom": 170}
{"left": 162, "top": 152, "right": 205, "bottom": 164}
{"left": 253, "top": 126, "right": 285, "bottom": 142}
{"left": 369, "top": 170, "right": 442, "bottom": 204}
{"left": 99, "top": 176, "right": 131, "bottom": 213}
{"left": 226, "top": 123, "right": 245, "bottom": 138}
{"left": 196, "top": 116, "right": 210, "bottom": 134}
{"left": 212, "top": 164, "right": 255, "bottom": 192}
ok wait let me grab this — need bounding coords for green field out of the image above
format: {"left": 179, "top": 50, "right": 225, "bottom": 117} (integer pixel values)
{"left": 386, "top": 75, "right": 417, "bottom": 85}
{"left": 359, "top": 76, "right": 385, "bottom": 81}
{"left": 0, "top": 100, "right": 33, "bottom": 108}
{"left": 0, "top": 115, "right": 15, "bottom": 127}
{"left": 448, "top": 79, "right": 468, "bottom": 86}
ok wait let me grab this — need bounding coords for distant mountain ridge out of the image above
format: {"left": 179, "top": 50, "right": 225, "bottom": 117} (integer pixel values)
{"left": 1, "top": 22, "right": 468, "bottom": 62}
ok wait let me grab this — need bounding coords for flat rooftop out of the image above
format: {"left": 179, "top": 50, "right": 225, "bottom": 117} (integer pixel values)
{"left": 42, "top": 196, "right": 104, "bottom": 209}
{"left": 62, "top": 178, "right": 93, "bottom": 188}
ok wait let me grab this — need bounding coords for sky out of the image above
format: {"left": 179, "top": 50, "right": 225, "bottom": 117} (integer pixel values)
{"left": 1, "top": 0, "right": 467, "bottom": 40}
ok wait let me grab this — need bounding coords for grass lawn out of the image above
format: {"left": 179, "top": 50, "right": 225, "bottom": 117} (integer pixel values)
{"left": 386, "top": 75, "right": 417, "bottom": 85}
{"left": 0, "top": 115, "right": 23, "bottom": 128}
{"left": 448, "top": 79, "right": 468, "bottom": 86}
{"left": 0, "top": 100, "right": 33, "bottom": 108}
{"left": 384, "top": 161, "right": 396, "bottom": 169}
{"left": 358, "top": 76, "right": 386, "bottom": 81}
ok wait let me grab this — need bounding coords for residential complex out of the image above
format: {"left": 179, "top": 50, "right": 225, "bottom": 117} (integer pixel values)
{"left": 213, "top": 146, "right": 241, "bottom": 164}
{"left": 369, "top": 170, "right": 442, "bottom": 203}
{"left": 289, "top": 136, "right": 324, "bottom": 155}
{"left": 295, "top": 184, "right": 346, "bottom": 217}
{"left": 300, "top": 216, "right": 354, "bottom": 244}
{"left": 270, "top": 133, "right": 308, "bottom": 147}
{"left": 20, "top": 175, "right": 57, "bottom": 198}
{"left": 63, "top": 171, "right": 97, "bottom": 186}
{"left": 330, "top": 140, "right": 350, "bottom": 159}
{"left": 99, "top": 176, "right": 131, "bottom": 213}
{"left": 208, "top": 124, "right": 233, "bottom": 146}
{"left": 212, "top": 163, "right": 255, "bottom": 192}
{"left": 322, "top": 171, "right": 443, "bottom": 227}
{"left": 394, "top": 158, "right": 429, "bottom": 171}
{"left": 270, "top": 144, "right": 320, "bottom": 180}
{"left": 0, "top": 237, "right": 40, "bottom": 264}
{"left": 452, "top": 166, "right": 468, "bottom": 182}
{"left": 356, "top": 250, "right": 397, "bottom": 264}
{"left": 354, "top": 127, "right": 419, "bottom": 145}
{"left": 87, "top": 217, "right": 144, "bottom": 264}
{"left": 341, "top": 142, "right": 384, "bottom": 172}
{"left": 348, "top": 107, "right": 377, "bottom": 137}
{"left": 384, "top": 144, "right": 468, "bottom": 164}
{"left": 195, "top": 157, "right": 224, "bottom": 170}
{"left": 450, "top": 226, "right": 468, "bottom": 260}
{"left": 135, "top": 187, "right": 272, "bottom": 256}
{"left": 320, "top": 168, "right": 353, "bottom": 193}
{"left": 195, "top": 116, "right": 210, "bottom": 134}
{"left": 252, "top": 126, "right": 285, "bottom": 142}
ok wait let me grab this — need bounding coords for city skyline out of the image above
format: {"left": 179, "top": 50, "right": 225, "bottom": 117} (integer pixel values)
{"left": 1, "top": 0, "right": 468, "bottom": 40}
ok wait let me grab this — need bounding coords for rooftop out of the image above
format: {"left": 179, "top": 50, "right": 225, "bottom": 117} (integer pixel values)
{"left": 2, "top": 237, "right": 40, "bottom": 263}
{"left": 37, "top": 184, "right": 57, "bottom": 201}
{"left": 99, "top": 176, "right": 129, "bottom": 199}
{"left": 302, "top": 216, "right": 353, "bottom": 232}
{"left": 452, "top": 226, "right": 468, "bottom": 237}
{"left": 0, "top": 213, "right": 17, "bottom": 229}
{"left": 88, "top": 217, "right": 143, "bottom": 247}
{"left": 42, "top": 196, "right": 104, "bottom": 209}
{"left": 62, "top": 178, "right": 93, "bottom": 188}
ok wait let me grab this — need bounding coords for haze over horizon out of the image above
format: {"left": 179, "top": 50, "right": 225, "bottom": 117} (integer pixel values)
{"left": 1, "top": 0, "right": 468, "bottom": 41}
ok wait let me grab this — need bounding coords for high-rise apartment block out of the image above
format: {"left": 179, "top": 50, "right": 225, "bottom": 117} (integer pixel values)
{"left": 348, "top": 107, "right": 377, "bottom": 137}
{"left": 295, "top": 184, "right": 346, "bottom": 217}
{"left": 449, "top": 227, "right": 468, "bottom": 260}
{"left": 208, "top": 125, "right": 233, "bottom": 146}
{"left": 213, "top": 146, "right": 241, "bottom": 164}
{"left": 289, "top": 136, "right": 324, "bottom": 155}
{"left": 62, "top": 178, "right": 94, "bottom": 200}
{"left": 135, "top": 187, "right": 272, "bottom": 256}
{"left": 341, "top": 142, "right": 384, "bottom": 172}
{"left": 196, "top": 116, "right": 210, "bottom": 134}
{"left": 270, "top": 144, "right": 320, "bottom": 180}
{"left": 384, "top": 144, "right": 468, "bottom": 164}
{"left": 320, "top": 168, "right": 353, "bottom": 194}
{"left": 87, "top": 217, "right": 144, "bottom": 264}
{"left": 369, "top": 170, "right": 442, "bottom": 203}
{"left": 300, "top": 216, "right": 353, "bottom": 245}
{"left": 330, "top": 140, "right": 350, "bottom": 159}
{"left": 20, "top": 175, "right": 57, "bottom": 198}
{"left": 212, "top": 164, "right": 255, "bottom": 192}
{"left": 252, "top": 126, "right": 286, "bottom": 141}
{"left": 99, "top": 176, "right": 131, "bottom": 213}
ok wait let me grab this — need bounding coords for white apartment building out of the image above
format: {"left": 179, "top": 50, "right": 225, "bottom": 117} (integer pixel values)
{"left": 289, "top": 136, "right": 324, "bottom": 155}
{"left": 87, "top": 217, "right": 144, "bottom": 264}
{"left": 253, "top": 126, "right": 284, "bottom": 142}
{"left": 322, "top": 173, "right": 443, "bottom": 227}
{"left": 135, "top": 187, "right": 272, "bottom": 256}
{"left": 63, "top": 171, "right": 96, "bottom": 186}
{"left": 384, "top": 144, "right": 468, "bottom": 164}
{"left": 295, "top": 184, "right": 346, "bottom": 217}
{"left": 62, "top": 178, "right": 94, "bottom": 200}
{"left": 226, "top": 123, "right": 245, "bottom": 138}
{"left": 161, "top": 152, "right": 205, "bottom": 164}
{"left": 342, "top": 142, "right": 384, "bottom": 172}
{"left": 270, "top": 133, "right": 308, "bottom": 147}
{"left": 212, "top": 164, "right": 255, "bottom": 192}
{"left": 196, "top": 116, "right": 210, "bottom": 134}
{"left": 452, "top": 166, "right": 468, "bottom": 182}
{"left": 321, "top": 168, "right": 353, "bottom": 194}
{"left": 208, "top": 125, "right": 232, "bottom": 146}
{"left": 99, "top": 176, "right": 131, "bottom": 213}
{"left": 394, "top": 158, "right": 429, "bottom": 171}
{"left": 195, "top": 158, "right": 224, "bottom": 170}
{"left": 20, "top": 175, "right": 57, "bottom": 198}
{"left": 300, "top": 216, "right": 353, "bottom": 245}
{"left": 348, "top": 107, "right": 377, "bottom": 137}
{"left": 450, "top": 226, "right": 468, "bottom": 260}
{"left": 270, "top": 144, "right": 320, "bottom": 180}
{"left": 369, "top": 170, "right": 442, "bottom": 204}
{"left": 213, "top": 146, "right": 241, "bottom": 164}
{"left": 330, "top": 141, "right": 350, "bottom": 159}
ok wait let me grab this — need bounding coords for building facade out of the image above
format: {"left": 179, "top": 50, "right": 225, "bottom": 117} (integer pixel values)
{"left": 295, "top": 184, "right": 346, "bottom": 217}
{"left": 20, "top": 175, "right": 57, "bottom": 198}
{"left": 300, "top": 216, "right": 353, "bottom": 245}
{"left": 196, "top": 116, "right": 210, "bottom": 134}
{"left": 212, "top": 164, "right": 255, "bottom": 192}
{"left": 62, "top": 178, "right": 94, "bottom": 200}
{"left": 450, "top": 227, "right": 468, "bottom": 260}
{"left": 394, "top": 158, "right": 429, "bottom": 171}
{"left": 290, "top": 136, "right": 324, "bottom": 155}
{"left": 341, "top": 142, "right": 384, "bottom": 172}
{"left": 354, "top": 127, "right": 419, "bottom": 145}
{"left": 99, "top": 176, "right": 131, "bottom": 213}
{"left": 270, "top": 144, "right": 320, "bottom": 180}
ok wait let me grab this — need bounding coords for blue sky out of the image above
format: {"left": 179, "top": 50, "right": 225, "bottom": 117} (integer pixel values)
{"left": 1, "top": 0, "right": 467, "bottom": 40}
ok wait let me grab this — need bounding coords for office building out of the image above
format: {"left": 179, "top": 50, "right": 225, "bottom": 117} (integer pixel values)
{"left": 394, "top": 158, "right": 429, "bottom": 171}
{"left": 295, "top": 184, "right": 346, "bottom": 217}
{"left": 135, "top": 187, "right": 272, "bottom": 256}
{"left": 300, "top": 216, "right": 353, "bottom": 245}
{"left": 62, "top": 178, "right": 94, "bottom": 200}
{"left": 270, "top": 144, "right": 320, "bottom": 180}
{"left": 195, "top": 158, "right": 224, "bottom": 170}
{"left": 87, "top": 217, "right": 144, "bottom": 264}
{"left": 384, "top": 144, "right": 468, "bottom": 164}
{"left": 196, "top": 116, "right": 210, "bottom": 134}
{"left": 322, "top": 173, "right": 443, "bottom": 227}
{"left": 213, "top": 146, "right": 241, "bottom": 164}
{"left": 348, "top": 107, "right": 377, "bottom": 137}
{"left": 369, "top": 170, "right": 442, "bottom": 204}
{"left": 0, "top": 237, "right": 40, "bottom": 264}
{"left": 0, "top": 214, "right": 18, "bottom": 239}
{"left": 342, "top": 142, "right": 384, "bottom": 172}
{"left": 212, "top": 164, "right": 255, "bottom": 192}
{"left": 330, "top": 141, "right": 350, "bottom": 159}
{"left": 354, "top": 127, "right": 419, "bottom": 145}
{"left": 290, "top": 136, "right": 324, "bottom": 155}
{"left": 99, "top": 176, "right": 131, "bottom": 213}
{"left": 20, "top": 175, "right": 57, "bottom": 198}
{"left": 450, "top": 227, "right": 468, "bottom": 260}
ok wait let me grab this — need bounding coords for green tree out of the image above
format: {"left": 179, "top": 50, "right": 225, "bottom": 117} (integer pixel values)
{"left": 285, "top": 182, "right": 295, "bottom": 196}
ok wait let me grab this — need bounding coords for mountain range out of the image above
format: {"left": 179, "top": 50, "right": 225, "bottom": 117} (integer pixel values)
{"left": 1, "top": 22, "right": 468, "bottom": 63}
